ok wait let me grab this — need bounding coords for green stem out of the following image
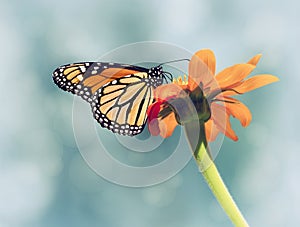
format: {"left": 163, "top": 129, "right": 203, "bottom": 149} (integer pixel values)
{"left": 185, "top": 120, "right": 249, "bottom": 227}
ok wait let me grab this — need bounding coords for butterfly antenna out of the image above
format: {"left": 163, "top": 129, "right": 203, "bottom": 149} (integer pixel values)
{"left": 162, "top": 71, "right": 173, "bottom": 83}
{"left": 158, "top": 58, "right": 190, "bottom": 67}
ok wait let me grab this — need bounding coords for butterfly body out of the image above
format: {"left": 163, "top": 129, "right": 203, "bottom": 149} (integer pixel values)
{"left": 53, "top": 62, "right": 168, "bottom": 136}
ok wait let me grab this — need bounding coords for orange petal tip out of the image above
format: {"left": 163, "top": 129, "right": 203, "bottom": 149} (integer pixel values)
{"left": 248, "top": 54, "right": 262, "bottom": 66}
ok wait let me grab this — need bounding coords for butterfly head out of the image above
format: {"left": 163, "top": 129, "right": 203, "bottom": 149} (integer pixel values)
{"left": 148, "top": 65, "right": 174, "bottom": 87}
{"left": 148, "top": 66, "right": 163, "bottom": 77}
{"left": 147, "top": 66, "right": 163, "bottom": 87}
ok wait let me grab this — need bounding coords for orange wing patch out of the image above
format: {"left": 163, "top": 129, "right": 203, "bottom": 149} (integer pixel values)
{"left": 83, "top": 68, "right": 140, "bottom": 94}
{"left": 100, "top": 68, "right": 140, "bottom": 78}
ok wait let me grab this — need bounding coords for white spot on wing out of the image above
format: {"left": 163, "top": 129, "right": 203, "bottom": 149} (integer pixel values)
{"left": 79, "top": 66, "right": 86, "bottom": 73}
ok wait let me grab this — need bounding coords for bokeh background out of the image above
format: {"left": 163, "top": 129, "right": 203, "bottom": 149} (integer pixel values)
{"left": 0, "top": 0, "right": 298, "bottom": 226}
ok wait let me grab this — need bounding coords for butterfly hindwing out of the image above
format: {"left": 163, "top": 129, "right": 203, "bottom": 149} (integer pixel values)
{"left": 91, "top": 73, "right": 155, "bottom": 136}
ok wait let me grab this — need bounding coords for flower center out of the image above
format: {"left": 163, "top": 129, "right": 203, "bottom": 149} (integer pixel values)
{"left": 158, "top": 85, "right": 211, "bottom": 125}
{"left": 173, "top": 75, "right": 188, "bottom": 86}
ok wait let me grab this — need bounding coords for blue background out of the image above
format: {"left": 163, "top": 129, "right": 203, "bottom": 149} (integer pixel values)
{"left": 0, "top": 0, "right": 296, "bottom": 226}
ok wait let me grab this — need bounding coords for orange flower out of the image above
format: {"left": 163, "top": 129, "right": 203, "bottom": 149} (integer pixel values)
{"left": 147, "top": 49, "right": 279, "bottom": 141}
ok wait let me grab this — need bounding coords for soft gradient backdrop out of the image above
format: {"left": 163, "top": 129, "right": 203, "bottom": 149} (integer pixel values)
{"left": 0, "top": 0, "right": 297, "bottom": 226}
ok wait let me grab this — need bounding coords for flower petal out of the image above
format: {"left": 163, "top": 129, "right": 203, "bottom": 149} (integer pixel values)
{"left": 158, "top": 112, "right": 178, "bottom": 138}
{"left": 232, "top": 74, "right": 279, "bottom": 94}
{"left": 215, "top": 63, "right": 256, "bottom": 89}
{"left": 148, "top": 118, "right": 160, "bottom": 136}
{"left": 223, "top": 97, "right": 252, "bottom": 127}
{"left": 147, "top": 102, "right": 161, "bottom": 122}
{"left": 247, "top": 54, "right": 262, "bottom": 66}
{"left": 223, "top": 116, "right": 238, "bottom": 141}
{"left": 205, "top": 119, "right": 221, "bottom": 142}
{"left": 147, "top": 102, "right": 178, "bottom": 138}
{"left": 210, "top": 103, "right": 226, "bottom": 132}
{"left": 193, "top": 49, "right": 216, "bottom": 74}
{"left": 210, "top": 103, "right": 238, "bottom": 141}
{"left": 188, "top": 49, "right": 216, "bottom": 91}
{"left": 153, "top": 83, "right": 183, "bottom": 100}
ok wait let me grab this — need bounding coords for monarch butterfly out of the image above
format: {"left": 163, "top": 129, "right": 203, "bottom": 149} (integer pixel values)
{"left": 53, "top": 62, "right": 174, "bottom": 136}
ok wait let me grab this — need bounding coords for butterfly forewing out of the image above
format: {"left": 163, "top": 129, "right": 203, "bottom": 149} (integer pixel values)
{"left": 52, "top": 62, "right": 93, "bottom": 94}
{"left": 53, "top": 62, "right": 150, "bottom": 102}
